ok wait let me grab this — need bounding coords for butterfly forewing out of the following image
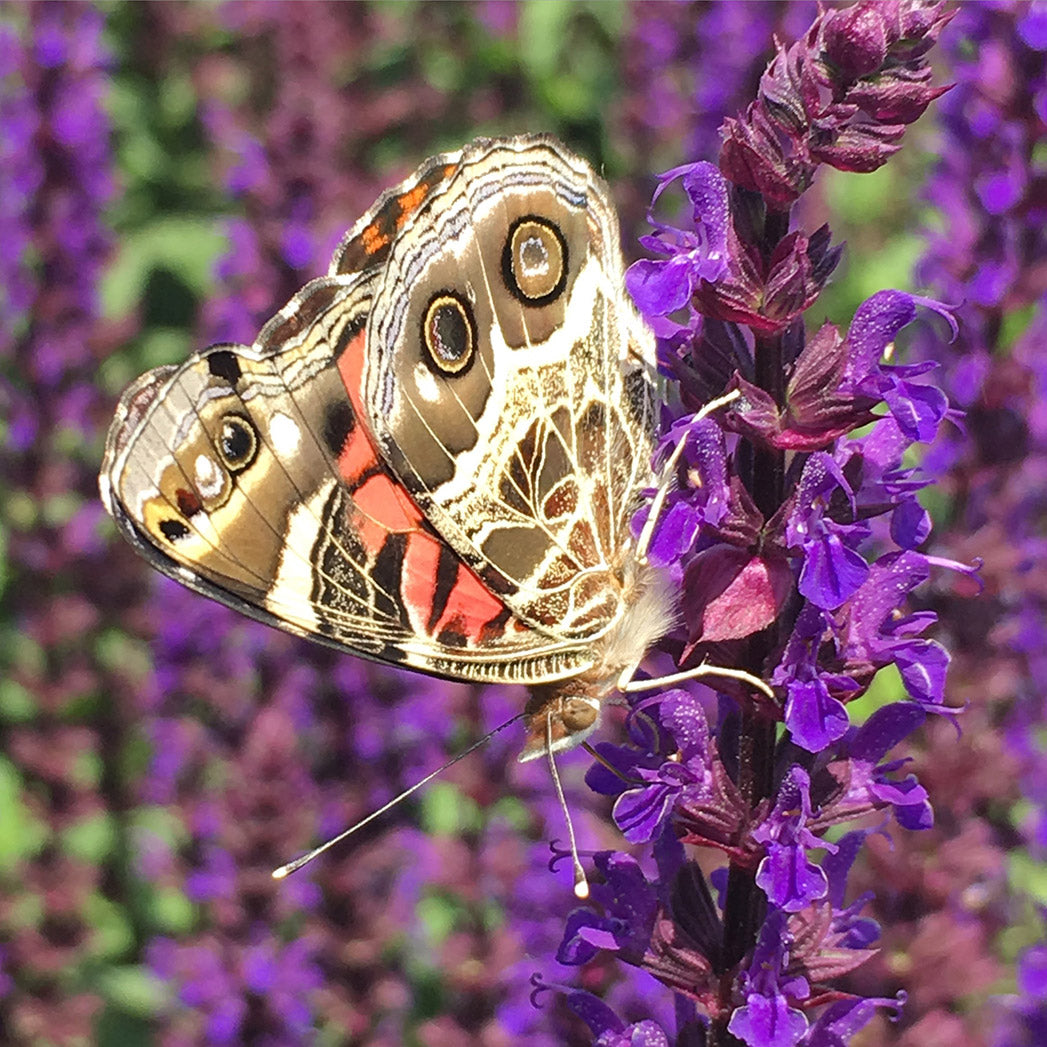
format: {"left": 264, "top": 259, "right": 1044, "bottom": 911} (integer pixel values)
{"left": 359, "top": 137, "right": 660, "bottom": 642}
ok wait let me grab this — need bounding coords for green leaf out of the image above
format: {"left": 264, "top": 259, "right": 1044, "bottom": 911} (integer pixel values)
{"left": 0, "top": 678, "right": 37, "bottom": 722}
{"left": 416, "top": 891, "right": 459, "bottom": 945}
{"left": 420, "top": 781, "right": 481, "bottom": 836}
{"left": 63, "top": 812, "right": 117, "bottom": 863}
{"left": 97, "top": 964, "right": 168, "bottom": 1018}
{"left": 147, "top": 887, "right": 196, "bottom": 935}
{"left": 94, "top": 629, "right": 154, "bottom": 681}
{"left": 1010, "top": 851, "right": 1047, "bottom": 907}
{"left": 846, "top": 664, "right": 906, "bottom": 724}
{"left": 0, "top": 515, "right": 8, "bottom": 599}
{"left": 84, "top": 892, "right": 136, "bottom": 960}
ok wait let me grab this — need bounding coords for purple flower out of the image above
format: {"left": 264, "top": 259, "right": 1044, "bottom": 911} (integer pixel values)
{"left": 753, "top": 767, "right": 834, "bottom": 912}
{"left": 786, "top": 453, "right": 870, "bottom": 610}
{"left": 728, "top": 910, "right": 810, "bottom": 1047}
{"left": 586, "top": 692, "right": 748, "bottom": 854}
{"left": 830, "top": 703, "right": 934, "bottom": 832}
{"left": 801, "top": 994, "right": 904, "bottom": 1047}
{"left": 567, "top": 992, "right": 672, "bottom": 1047}
{"left": 625, "top": 162, "right": 729, "bottom": 320}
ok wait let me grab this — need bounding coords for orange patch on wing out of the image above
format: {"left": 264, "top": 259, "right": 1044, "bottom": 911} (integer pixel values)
{"left": 361, "top": 223, "right": 390, "bottom": 257}
{"left": 354, "top": 473, "right": 423, "bottom": 532}
{"left": 337, "top": 428, "right": 379, "bottom": 487}
{"left": 333, "top": 307, "right": 508, "bottom": 646}
{"left": 337, "top": 329, "right": 368, "bottom": 420}
{"left": 395, "top": 184, "right": 429, "bottom": 225}
{"left": 433, "top": 568, "right": 506, "bottom": 644}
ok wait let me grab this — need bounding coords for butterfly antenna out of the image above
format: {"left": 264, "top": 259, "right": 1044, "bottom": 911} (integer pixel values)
{"left": 272, "top": 712, "right": 525, "bottom": 880}
{"left": 546, "top": 712, "right": 589, "bottom": 900}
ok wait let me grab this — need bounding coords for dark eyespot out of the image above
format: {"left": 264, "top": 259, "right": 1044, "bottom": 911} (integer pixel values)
{"left": 502, "top": 215, "right": 567, "bottom": 305}
{"left": 422, "top": 293, "right": 476, "bottom": 375}
{"left": 159, "top": 519, "right": 190, "bottom": 542}
{"left": 217, "top": 414, "right": 258, "bottom": 473}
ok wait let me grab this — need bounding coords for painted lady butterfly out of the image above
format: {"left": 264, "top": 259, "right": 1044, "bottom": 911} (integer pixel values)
{"left": 101, "top": 135, "right": 686, "bottom": 766}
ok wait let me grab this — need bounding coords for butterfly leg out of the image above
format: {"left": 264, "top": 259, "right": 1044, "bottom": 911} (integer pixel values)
{"left": 618, "top": 660, "right": 774, "bottom": 699}
{"left": 634, "top": 389, "right": 740, "bottom": 566}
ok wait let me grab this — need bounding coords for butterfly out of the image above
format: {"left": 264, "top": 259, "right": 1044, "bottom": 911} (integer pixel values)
{"left": 100, "top": 134, "right": 684, "bottom": 764}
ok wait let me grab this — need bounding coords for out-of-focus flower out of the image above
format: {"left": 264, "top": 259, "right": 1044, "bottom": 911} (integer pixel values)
{"left": 0, "top": 5, "right": 117, "bottom": 1041}
{"left": 905, "top": 3, "right": 1047, "bottom": 1043}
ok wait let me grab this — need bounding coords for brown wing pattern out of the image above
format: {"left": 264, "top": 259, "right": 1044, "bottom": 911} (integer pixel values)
{"left": 359, "top": 137, "right": 661, "bottom": 641}
{"left": 101, "top": 135, "right": 657, "bottom": 691}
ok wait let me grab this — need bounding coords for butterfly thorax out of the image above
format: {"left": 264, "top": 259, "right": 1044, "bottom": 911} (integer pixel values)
{"left": 519, "top": 555, "right": 675, "bottom": 761}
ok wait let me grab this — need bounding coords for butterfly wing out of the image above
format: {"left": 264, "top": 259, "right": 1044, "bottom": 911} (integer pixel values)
{"left": 101, "top": 270, "right": 596, "bottom": 686}
{"left": 354, "top": 136, "right": 661, "bottom": 644}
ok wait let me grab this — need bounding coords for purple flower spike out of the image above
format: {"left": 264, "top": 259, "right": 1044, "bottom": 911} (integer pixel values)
{"left": 611, "top": 4, "right": 959, "bottom": 1039}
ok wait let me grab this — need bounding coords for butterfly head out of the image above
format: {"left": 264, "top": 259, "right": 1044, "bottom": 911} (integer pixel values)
{"left": 519, "top": 680, "right": 604, "bottom": 762}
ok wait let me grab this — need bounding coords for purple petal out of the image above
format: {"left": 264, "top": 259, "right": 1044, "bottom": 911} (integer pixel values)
{"left": 881, "top": 374, "right": 949, "bottom": 442}
{"left": 843, "top": 290, "right": 918, "bottom": 380}
{"left": 756, "top": 842, "right": 829, "bottom": 911}
{"left": 626, "top": 255, "right": 695, "bottom": 316}
{"left": 681, "top": 161, "right": 730, "bottom": 277}
{"left": 614, "top": 782, "right": 678, "bottom": 844}
{"left": 785, "top": 677, "right": 850, "bottom": 752}
{"left": 728, "top": 992, "right": 808, "bottom": 1047}
{"left": 848, "top": 702, "right": 927, "bottom": 763}
{"left": 890, "top": 498, "right": 931, "bottom": 549}
{"left": 894, "top": 639, "right": 950, "bottom": 705}
{"left": 1017, "top": 945, "right": 1047, "bottom": 997}
{"left": 798, "top": 532, "right": 870, "bottom": 610}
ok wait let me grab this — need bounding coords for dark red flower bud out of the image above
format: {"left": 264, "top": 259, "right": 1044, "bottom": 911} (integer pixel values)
{"left": 759, "top": 43, "right": 810, "bottom": 136}
{"left": 824, "top": 1, "right": 889, "bottom": 78}
{"left": 846, "top": 70, "right": 952, "bottom": 125}
{"left": 810, "top": 121, "right": 905, "bottom": 173}
{"left": 720, "top": 105, "right": 809, "bottom": 207}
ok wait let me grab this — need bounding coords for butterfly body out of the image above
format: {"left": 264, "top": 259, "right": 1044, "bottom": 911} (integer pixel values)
{"left": 101, "top": 135, "right": 668, "bottom": 759}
